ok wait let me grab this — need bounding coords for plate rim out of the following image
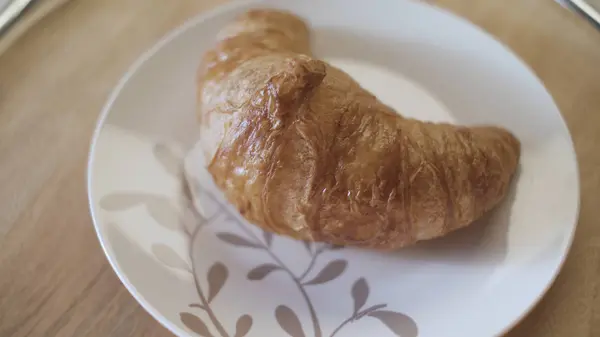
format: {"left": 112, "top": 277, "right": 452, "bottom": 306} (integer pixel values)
{"left": 86, "top": 0, "right": 581, "bottom": 336}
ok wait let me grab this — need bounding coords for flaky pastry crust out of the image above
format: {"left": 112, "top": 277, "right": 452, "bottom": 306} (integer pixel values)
{"left": 192, "top": 9, "right": 521, "bottom": 249}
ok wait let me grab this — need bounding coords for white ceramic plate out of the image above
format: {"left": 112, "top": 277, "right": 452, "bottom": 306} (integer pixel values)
{"left": 87, "top": 0, "right": 580, "bottom": 336}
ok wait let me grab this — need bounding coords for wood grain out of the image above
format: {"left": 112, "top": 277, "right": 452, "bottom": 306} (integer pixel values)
{"left": 0, "top": 0, "right": 599, "bottom": 336}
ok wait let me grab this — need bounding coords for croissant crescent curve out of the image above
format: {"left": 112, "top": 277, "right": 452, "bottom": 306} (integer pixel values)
{"left": 192, "top": 9, "right": 521, "bottom": 250}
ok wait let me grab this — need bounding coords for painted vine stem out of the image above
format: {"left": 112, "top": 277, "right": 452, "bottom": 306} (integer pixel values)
{"left": 179, "top": 177, "right": 254, "bottom": 337}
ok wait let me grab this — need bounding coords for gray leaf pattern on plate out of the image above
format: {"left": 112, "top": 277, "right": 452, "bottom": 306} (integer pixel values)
{"left": 207, "top": 262, "right": 228, "bottom": 303}
{"left": 351, "top": 278, "right": 369, "bottom": 315}
{"left": 99, "top": 192, "right": 181, "bottom": 230}
{"left": 368, "top": 310, "right": 419, "bottom": 337}
{"left": 328, "top": 276, "right": 414, "bottom": 337}
{"left": 302, "top": 260, "right": 347, "bottom": 286}
{"left": 234, "top": 315, "right": 253, "bottom": 337}
{"left": 216, "top": 232, "right": 263, "bottom": 249}
{"left": 275, "top": 305, "right": 306, "bottom": 337}
{"left": 247, "top": 264, "right": 281, "bottom": 280}
{"left": 354, "top": 304, "right": 387, "bottom": 320}
{"left": 153, "top": 143, "right": 183, "bottom": 178}
{"left": 151, "top": 243, "right": 190, "bottom": 272}
{"left": 145, "top": 196, "right": 182, "bottom": 230}
{"left": 180, "top": 312, "right": 214, "bottom": 337}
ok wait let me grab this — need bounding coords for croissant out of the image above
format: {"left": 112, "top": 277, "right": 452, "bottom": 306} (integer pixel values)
{"left": 192, "top": 9, "right": 521, "bottom": 249}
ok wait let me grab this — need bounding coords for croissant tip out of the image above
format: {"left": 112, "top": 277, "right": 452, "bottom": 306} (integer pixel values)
{"left": 499, "top": 128, "right": 521, "bottom": 156}
{"left": 475, "top": 126, "right": 521, "bottom": 157}
{"left": 301, "top": 59, "right": 327, "bottom": 85}
{"left": 277, "top": 56, "right": 327, "bottom": 91}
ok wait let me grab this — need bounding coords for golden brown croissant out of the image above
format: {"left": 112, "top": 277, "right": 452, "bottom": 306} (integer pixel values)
{"left": 193, "top": 9, "right": 521, "bottom": 249}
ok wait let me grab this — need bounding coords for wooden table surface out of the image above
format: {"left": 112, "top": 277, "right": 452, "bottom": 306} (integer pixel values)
{"left": 1, "top": 0, "right": 599, "bottom": 336}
